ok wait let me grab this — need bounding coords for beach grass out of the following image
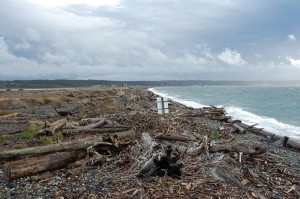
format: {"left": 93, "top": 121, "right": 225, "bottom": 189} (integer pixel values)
{"left": 21, "top": 124, "right": 42, "bottom": 140}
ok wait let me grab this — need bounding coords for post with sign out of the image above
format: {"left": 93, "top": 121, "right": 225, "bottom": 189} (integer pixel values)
{"left": 156, "top": 97, "right": 169, "bottom": 114}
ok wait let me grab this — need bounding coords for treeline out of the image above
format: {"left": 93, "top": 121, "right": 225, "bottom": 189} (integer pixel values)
{"left": 0, "top": 79, "right": 254, "bottom": 89}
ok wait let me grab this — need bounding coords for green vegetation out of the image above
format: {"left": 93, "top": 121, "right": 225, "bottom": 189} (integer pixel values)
{"left": 39, "top": 135, "right": 53, "bottom": 145}
{"left": 0, "top": 135, "right": 8, "bottom": 141}
{"left": 57, "top": 130, "right": 63, "bottom": 141}
{"left": 21, "top": 124, "right": 42, "bottom": 140}
{"left": 15, "top": 143, "right": 28, "bottom": 149}
{"left": 209, "top": 131, "right": 220, "bottom": 139}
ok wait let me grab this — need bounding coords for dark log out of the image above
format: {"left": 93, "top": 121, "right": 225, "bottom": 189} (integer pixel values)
{"left": 54, "top": 107, "right": 72, "bottom": 117}
{"left": 155, "top": 134, "right": 195, "bottom": 142}
{"left": 2, "top": 151, "right": 86, "bottom": 181}
{"left": 271, "top": 136, "right": 289, "bottom": 147}
{"left": 210, "top": 115, "right": 231, "bottom": 121}
{"left": 137, "top": 145, "right": 182, "bottom": 178}
{"left": 0, "top": 130, "right": 135, "bottom": 158}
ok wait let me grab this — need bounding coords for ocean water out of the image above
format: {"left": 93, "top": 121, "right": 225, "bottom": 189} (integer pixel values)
{"left": 149, "top": 86, "right": 300, "bottom": 141}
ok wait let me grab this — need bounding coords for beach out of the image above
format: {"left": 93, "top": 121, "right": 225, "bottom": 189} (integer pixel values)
{"left": 1, "top": 87, "right": 300, "bottom": 198}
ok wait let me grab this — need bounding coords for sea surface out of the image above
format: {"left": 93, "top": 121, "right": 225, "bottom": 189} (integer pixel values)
{"left": 149, "top": 86, "right": 300, "bottom": 141}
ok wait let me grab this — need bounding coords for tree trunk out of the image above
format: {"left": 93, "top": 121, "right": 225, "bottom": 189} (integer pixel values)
{"left": 0, "top": 130, "right": 135, "bottom": 158}
{"left": 2, "top": 150, "right": 86, "bottom": 181}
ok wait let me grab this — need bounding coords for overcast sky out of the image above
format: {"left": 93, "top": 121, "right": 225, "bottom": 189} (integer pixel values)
{"left": 0, "top": 0, "right": 300, "bottom": 80}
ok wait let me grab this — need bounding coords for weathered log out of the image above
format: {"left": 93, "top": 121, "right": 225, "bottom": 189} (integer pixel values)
{"left": 2, "top": 151, "right": 86, "bottom": 181}
{"left": 0, "top": 130, "right": 135, "bottom": 158}
{"left": 47, "top": 119, "right": 67, "bottom": 135}
{"left": 210, "top": 116, "right": 231, "bottom": 122}
{"left": 226, "top": 119, "right": 300, "bottom": 151}
{"left": 65, "top": 119, "right": 107, "bottom": 130}
{"left": 209, "top": 141, "right": 266, "bottom": 155}
{"left": 187, "top": 142, "right": 203, "bottom": 156}
{"left": 232, "top": 123, "right": 245, "bottom": 134}
{"left": 155, "top": 134, "right": 194, "bottom": 142}
{"left": 187, "top": 135, "right": 209, "bottom": 156}
{"left": 62, "top": 126, "right": 130, "bottom": 135}
{"left": 36, "top": 119, "right": 67, "bottom": 136}
{"left": 212, "top": 166, "right": 245, "bottom": 190}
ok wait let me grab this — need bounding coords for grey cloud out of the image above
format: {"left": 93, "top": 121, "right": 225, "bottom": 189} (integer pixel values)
{"left": 0, "top": 0, "right": 300, "bottom": 80}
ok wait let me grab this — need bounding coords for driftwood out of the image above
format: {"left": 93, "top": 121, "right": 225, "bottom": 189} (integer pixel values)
{"left": 36, "top": 119, "right": 67, "bottom": 136}
{"left": 187, "top": 135, "right": 209, "bottom": 156}
{"left": 137, "top": 145, "right": 182, "bottom": 178}
{"left": 209, "top": 141, "right": 267, "bottom": 155}
{"left": 232, "top": 123, "right": 245, "bottom": 134}
{"left": 86, "top": 142, "right": 113, "bottom": 166}
{"left": 54, "top": 107, "right": 72, "bottom": 117}
{"left": 155, "top": 134, "right": 195, "bottom": 142}
{"left": 62, "top": 127, "right": 130, "bottom": 135}
{"left": 0, "top": 130, "right": 135, "bottom": 158}
{"left": 47, "top": 119, "right": 67, "bottom": 135}
{"left": 226, "top": 119, "right": 300, "bottom": 151}
{"left": 65, "top": 119, "right": 107, "bottom": 130}
{"left": 270, "top": 136, "right": 289, "bottom": 147}
{"left": 210, "top": 116, "right": 231, "bottom": 122}
{"left": 2, "top": 150, "right": 86, "bottom": 181}
{"left": 212, "top": 166, "right": 245, "bottom": 190}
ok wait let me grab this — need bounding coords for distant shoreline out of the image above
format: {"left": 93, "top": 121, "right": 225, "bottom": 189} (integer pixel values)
{"left": 1, "top": 79, "right": 300, "bottom": 89}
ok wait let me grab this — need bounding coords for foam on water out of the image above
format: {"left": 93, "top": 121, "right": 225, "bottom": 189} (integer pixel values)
{"left": 149, "top": 87, "right": 300, "bottom": 141}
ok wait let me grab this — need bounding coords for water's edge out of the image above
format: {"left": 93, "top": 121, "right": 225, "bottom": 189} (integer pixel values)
{"left": 149, "top": 87, "right": 300, "bottom": 141}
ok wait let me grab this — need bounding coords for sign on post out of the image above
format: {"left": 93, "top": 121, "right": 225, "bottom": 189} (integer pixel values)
{"left": 157, "top": 97, "right": 169, "bottom": 114}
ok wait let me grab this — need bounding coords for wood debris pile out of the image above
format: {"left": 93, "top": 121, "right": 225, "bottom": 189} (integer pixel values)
{"left": 0, "top": 88, "right": 300, "bottom": 198}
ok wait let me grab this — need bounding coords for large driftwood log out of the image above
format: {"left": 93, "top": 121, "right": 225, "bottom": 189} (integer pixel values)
{"left": 226, "top": 119, "right": 300, "bottom": 151}
{"left": 209, "top": 141, "right": 266, "bottom": 155}
{"left": 0, "top": 130, "right": 135, "bottom": 158}
{"left": 2, "top": 151, "right": 86, "bottom": 181}
{"left": 62, "top": 126, "right": 130, "bottom": 135}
